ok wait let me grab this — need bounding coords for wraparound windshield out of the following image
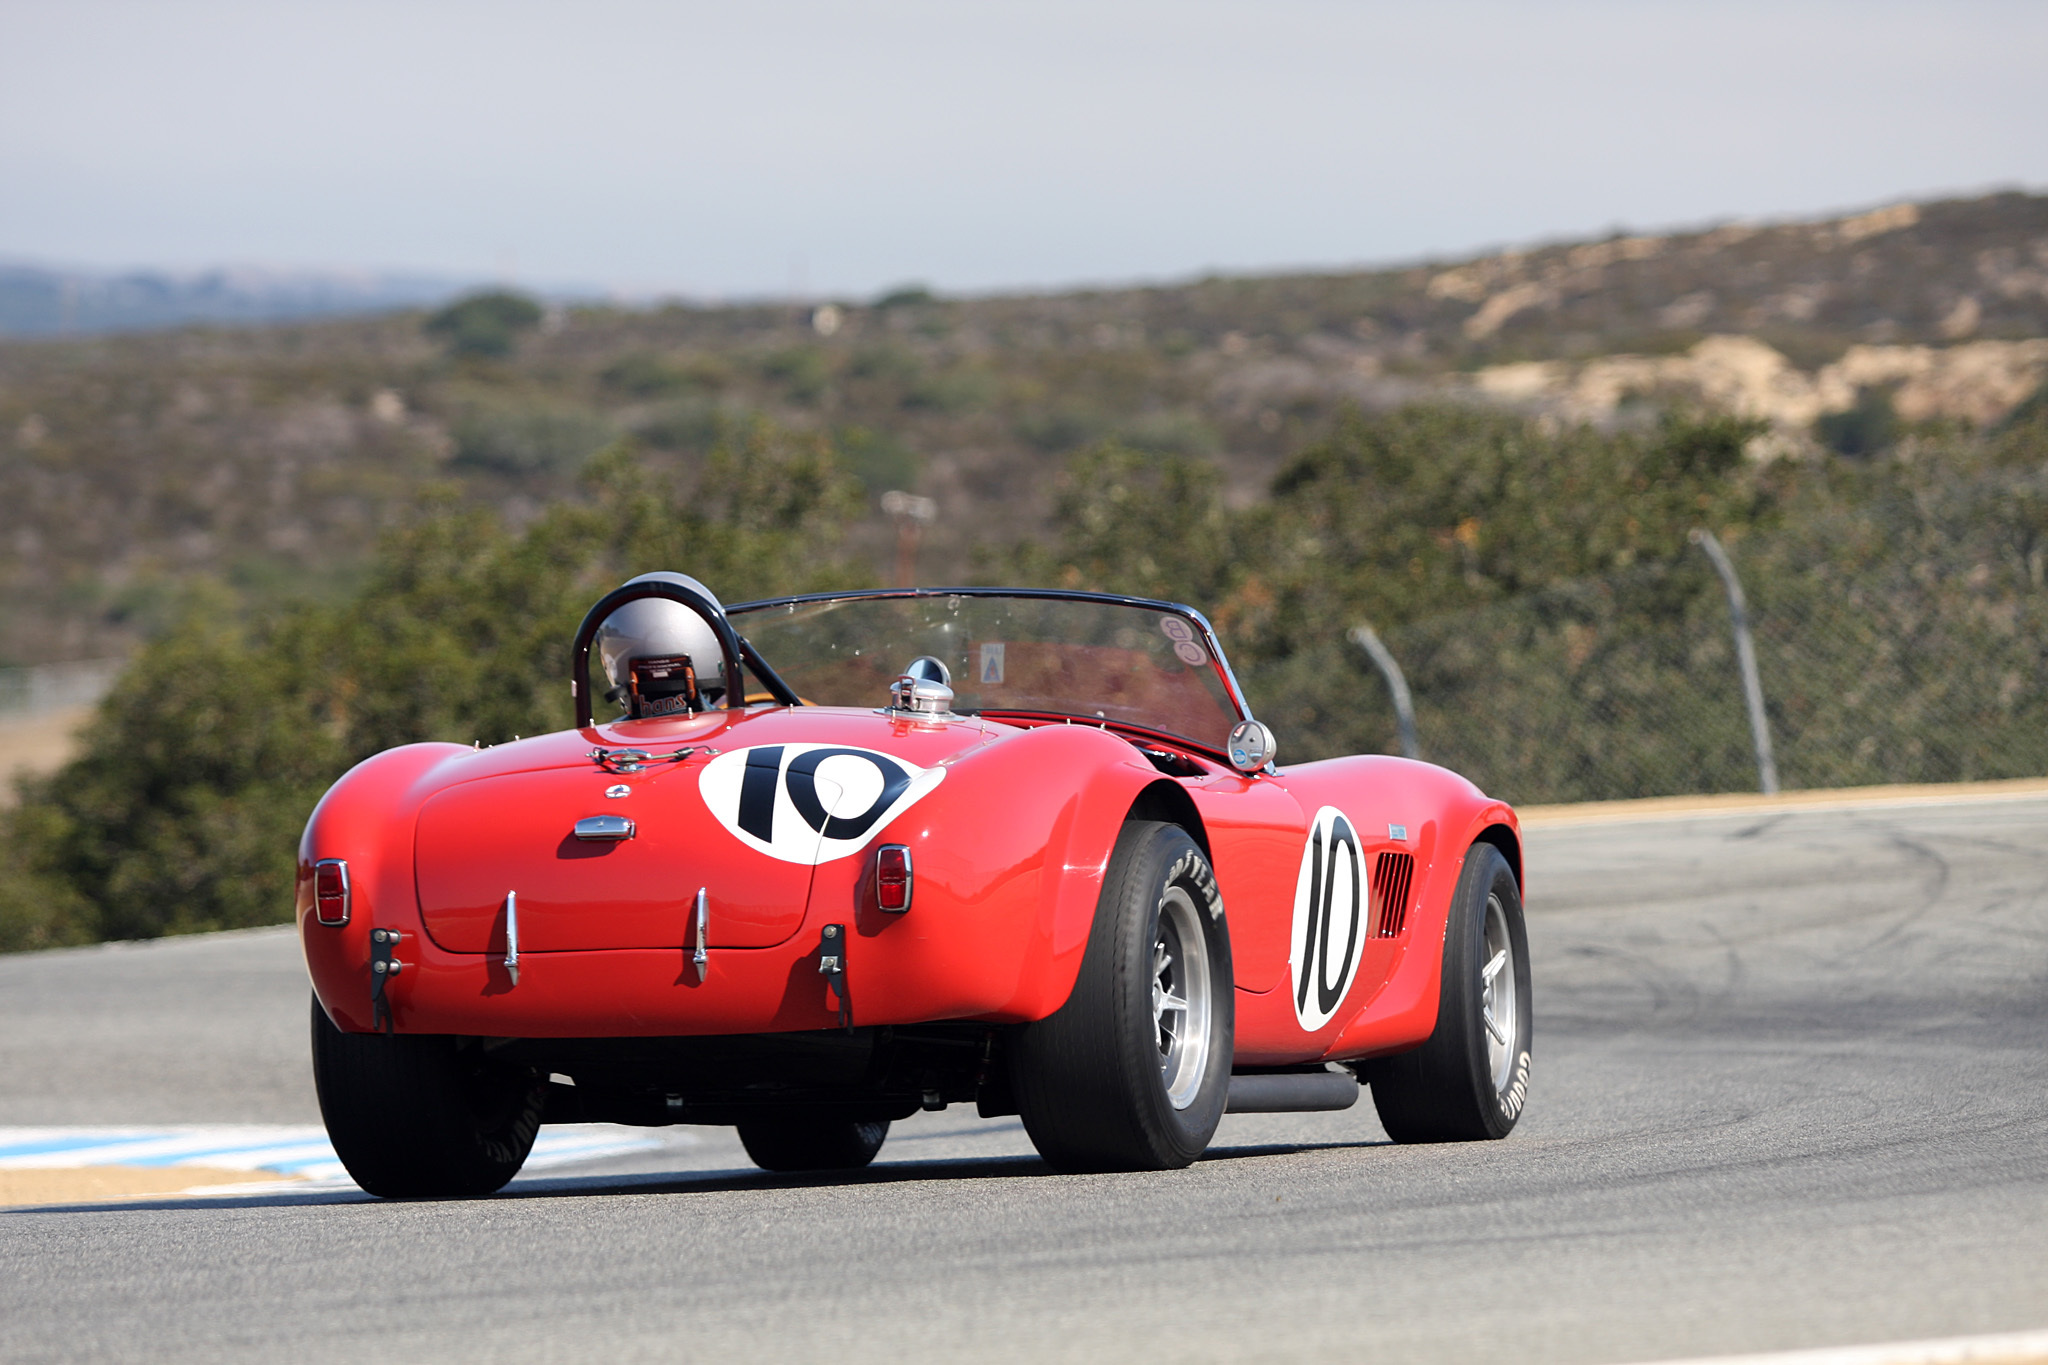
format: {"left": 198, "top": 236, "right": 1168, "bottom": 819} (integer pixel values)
{"left": 727, "top": 592, "right": 1245, "bottom": 752}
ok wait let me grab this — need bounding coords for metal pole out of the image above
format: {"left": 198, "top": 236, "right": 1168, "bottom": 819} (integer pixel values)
{"left": 1690, "top": 528, "right": 1779, "bottom": 794}
{"left": 881, "top": 490, "right": 937, "bottom": 589}
{"left": 1348, "top": 625, "right": 1419, "bottom": 761}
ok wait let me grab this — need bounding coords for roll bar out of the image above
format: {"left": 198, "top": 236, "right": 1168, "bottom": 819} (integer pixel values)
{"left": 570, "top": 579, "right": 802, "bottom": 727}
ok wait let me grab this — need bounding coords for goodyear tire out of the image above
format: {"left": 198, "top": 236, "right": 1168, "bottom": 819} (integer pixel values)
{"left": 1010, "top": 821, "right": 1234, "bottom": 1172}
{"left": 310, "top": 994, "right": 546, "bottom": 1198}
{"left": 736, "top": 1115, "right": 890, "bottom": 1172}
{"left": 1364, "top": 843, "right": 1531, "bottom": 1142}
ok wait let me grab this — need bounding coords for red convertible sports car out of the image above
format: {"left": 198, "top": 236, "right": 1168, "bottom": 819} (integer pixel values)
{"left": 300, "top": 574, "right": 1530, "bottom": 1196}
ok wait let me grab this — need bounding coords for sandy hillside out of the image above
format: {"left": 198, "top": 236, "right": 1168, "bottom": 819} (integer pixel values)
{"left": 0, "top": 706, "right": 91, "bottom": 803}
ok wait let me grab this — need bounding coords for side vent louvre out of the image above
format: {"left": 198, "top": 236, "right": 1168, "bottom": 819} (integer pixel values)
{"left": 1372, "top": 852, "right": 1415, "bottom": 937}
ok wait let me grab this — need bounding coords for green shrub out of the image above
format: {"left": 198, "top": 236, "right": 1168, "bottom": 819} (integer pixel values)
{"left": 600, "top": 352, "right": 700, "bottom": 398}
{"left": 835, "top": 426, "right": 921, "bottom": 495}
{"left": 1117, "top": 410, "right": 1222, "bottom": 457}
{"left": 0, "top": 427, "right": 868, "bottom": 946}
{"left": 450, "top": 399, "right": 616, "bottom": 475}
{"left": 632, "top": 398, "right": 732, "bottom": 452}
{"left": 1815, "top": 385, "right": 1901, "bottom": 457}
{"left": 873, "top": 284, "right": 935, "bottom": 309}
{"left": 1007, "top": 403, "right": 2048, "bottom": 803}
{"left": 1016, "top": 406, "right": 1106, "bottom": 453}
{"left": 760, "top": 347, "right": 831, "bottom": 404}
{"left": 903, "top": 366, "right": 998, "bottom": 415}
{"left": 0, "top": 609, "right": 342, "bottom": 945}
{"left": 846, "top": 345, "right": 924, "bottom": 386}
{"left": 424, "top": 290, "right": 544, "bottom": 358}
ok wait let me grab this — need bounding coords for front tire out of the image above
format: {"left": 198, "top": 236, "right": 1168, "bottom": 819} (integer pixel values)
{"left": 310, "top": 994, "right": 546, "bottom": 1198}
{"left": 1364, "top": 843, "right": 1531, "bottom": 1142}
{"left": 1010, "top": 821, "right": 1234, "bottom": 1173}
{"left": 736, "top": 1115, "right": 890, "bottom": 1172}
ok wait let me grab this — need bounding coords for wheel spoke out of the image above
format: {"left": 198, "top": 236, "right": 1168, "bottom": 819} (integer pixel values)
{"left": 1154, "top": 936, "right": 1186, "bottom": 1033}
{"left": 1482, "top": 1002, "right": 1507, "bottom": 1045}
{"left": 1148, "top": 883, "right": 1214, "bottom": 1109}
{"left": 1482, "top": 949, "right": 1508, "bottom": 987}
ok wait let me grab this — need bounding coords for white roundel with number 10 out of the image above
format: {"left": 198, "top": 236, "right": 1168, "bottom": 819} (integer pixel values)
{"left": 700, "top": 744, "right": 945, "bottom": 865}
{"left": 1289, "top": 805, "right": 1367, "bottom": 1031}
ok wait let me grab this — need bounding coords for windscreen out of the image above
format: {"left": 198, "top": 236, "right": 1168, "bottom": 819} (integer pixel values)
{"left": 729, "top": 593, "right": 1243, "bottom": 751}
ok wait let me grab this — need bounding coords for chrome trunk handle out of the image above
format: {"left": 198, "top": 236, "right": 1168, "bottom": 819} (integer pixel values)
{"left": 573, "top": 815, "right": 636, "bottom": 841}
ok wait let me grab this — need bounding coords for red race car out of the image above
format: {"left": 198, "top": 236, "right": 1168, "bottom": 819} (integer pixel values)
{"left": 300, "top": 575, "right": 1530, "bottom": 1196}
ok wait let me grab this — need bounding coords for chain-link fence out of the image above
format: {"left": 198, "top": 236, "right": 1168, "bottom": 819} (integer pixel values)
{"left": 1243, "top": 531, "right": 2048, "bottom": 806}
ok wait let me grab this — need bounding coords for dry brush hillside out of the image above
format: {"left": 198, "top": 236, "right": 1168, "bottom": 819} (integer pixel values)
{"left": 1, "top": 189, "right": 2044, "bottom": 666}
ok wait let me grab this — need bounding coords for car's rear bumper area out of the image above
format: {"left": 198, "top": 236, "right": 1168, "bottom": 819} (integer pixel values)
{"left": 512, "top": 1026, "right": 1005, "bottom": 1127}
{"left": 303, "top": 902, "right": 1056, "bottom": 1037}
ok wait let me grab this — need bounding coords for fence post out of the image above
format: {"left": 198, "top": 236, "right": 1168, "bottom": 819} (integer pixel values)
{"left": 1348, "top": 625, "right": 1419, "bottom": 761}
{"left": 1691, "top": 529, "right": 1779, "bottom": 794}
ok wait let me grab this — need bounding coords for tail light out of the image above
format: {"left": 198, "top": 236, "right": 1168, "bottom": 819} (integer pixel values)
{"left": 314, "top": 859, "right": 351, "bottom": 926}
{"left": 875, "top": 844, "right": 913, "bottom": 913}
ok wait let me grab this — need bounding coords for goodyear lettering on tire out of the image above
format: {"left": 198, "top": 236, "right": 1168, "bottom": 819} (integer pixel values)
{"left": 1499, "top": 1050, "right": 1532, "bottom": 1121}
{"left": 1289, "top": 806, "right": 1366, "bottom": 1032}
{"left": 1167, "top": 847, "right": 1224, "bottom": 921}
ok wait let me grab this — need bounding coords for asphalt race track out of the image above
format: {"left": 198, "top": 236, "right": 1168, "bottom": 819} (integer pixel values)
{"left": 3, "top": 794, "right": 2046, "bottom": 1364}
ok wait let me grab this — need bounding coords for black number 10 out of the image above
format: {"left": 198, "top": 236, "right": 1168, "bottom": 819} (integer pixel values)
{"left": 1297, "top": 814, "right": 1363, "bottom": 1020}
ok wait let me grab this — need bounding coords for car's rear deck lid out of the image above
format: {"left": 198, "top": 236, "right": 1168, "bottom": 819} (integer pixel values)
{"left": 414, "top": 764, "right": 814, "bottom": 953}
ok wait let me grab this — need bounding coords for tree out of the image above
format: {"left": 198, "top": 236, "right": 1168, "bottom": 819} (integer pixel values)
{"left": 0, "top": 427, "right": 867, "bottom": 949}
{"left": 424, "top": 290, "right": 545, "bottom": 358}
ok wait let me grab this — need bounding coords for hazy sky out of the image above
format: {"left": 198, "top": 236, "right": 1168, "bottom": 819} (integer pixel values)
{"left": 4, "top": 0, "right": 2045, "bottom": 298}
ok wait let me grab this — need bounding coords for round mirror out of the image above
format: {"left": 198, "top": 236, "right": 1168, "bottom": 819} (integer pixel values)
{"left": 1226, "top": 720, "right": 1277, "bottom": 774}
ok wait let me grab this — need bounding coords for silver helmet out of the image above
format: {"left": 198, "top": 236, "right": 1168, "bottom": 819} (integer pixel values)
{"left": 593, "top": 572, "right": 728, "bottom": 716}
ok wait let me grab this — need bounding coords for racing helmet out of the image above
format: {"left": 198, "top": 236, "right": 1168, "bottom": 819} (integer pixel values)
{"left": 593, "top": 572, "right": 729, "bottom": 717}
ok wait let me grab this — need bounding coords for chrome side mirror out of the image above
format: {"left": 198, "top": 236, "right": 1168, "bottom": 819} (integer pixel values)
{"left": 1227, "top": 720, "right": 1277, "bottom": 774}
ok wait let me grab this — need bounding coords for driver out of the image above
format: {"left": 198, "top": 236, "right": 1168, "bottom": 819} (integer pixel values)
{"left": 593, "top": 572, "right": 728, "bottom": 717}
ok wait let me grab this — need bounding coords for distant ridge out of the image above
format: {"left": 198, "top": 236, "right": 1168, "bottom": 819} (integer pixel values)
{"left": 0, "top": 263, "right": 477, "bottom": 337}
{"left": 1, "top": 187, "right": 2043, "bottom": 668}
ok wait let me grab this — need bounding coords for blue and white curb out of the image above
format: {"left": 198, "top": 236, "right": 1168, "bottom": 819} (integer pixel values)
{"left": 0, "top": 1124, "right": 672, "bottom": 1193}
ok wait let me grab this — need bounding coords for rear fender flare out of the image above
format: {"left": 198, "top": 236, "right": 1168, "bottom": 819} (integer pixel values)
{"left": 300, "top": 742, "right": 471, "bottom": 1032}
{"left": 1024, "top": 760, "right": 1213, "bottom": 1021}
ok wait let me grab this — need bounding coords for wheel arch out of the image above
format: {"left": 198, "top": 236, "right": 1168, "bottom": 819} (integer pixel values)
{"left": 1012, "top": 776, "right": 1215, "bottom": 1022}
{"left": 1320, "top": 794, "right": 1522, "bottom": 1063}
{"left": 300, "top": 740, "right": 471, "bottom": 1032}
{"left": 1125, "top": 778, "right": 1211, "bottom": 859}
{"left": 1471, "top": 821, "right": 1522, "bottom": 894}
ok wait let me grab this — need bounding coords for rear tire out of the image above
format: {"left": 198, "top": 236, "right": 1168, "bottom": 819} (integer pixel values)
{"left": 310, "top": 994, "right": 546, "bottom": 1198}
{"left": 1010, "top": 821, "right": 1234, "bottom": 1173}
{"left": 1364, "top": 843, "right": 1531, "bottom": 1142}
{"left": 736, "top": 1115, "right": 890, "bottom": 1172}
